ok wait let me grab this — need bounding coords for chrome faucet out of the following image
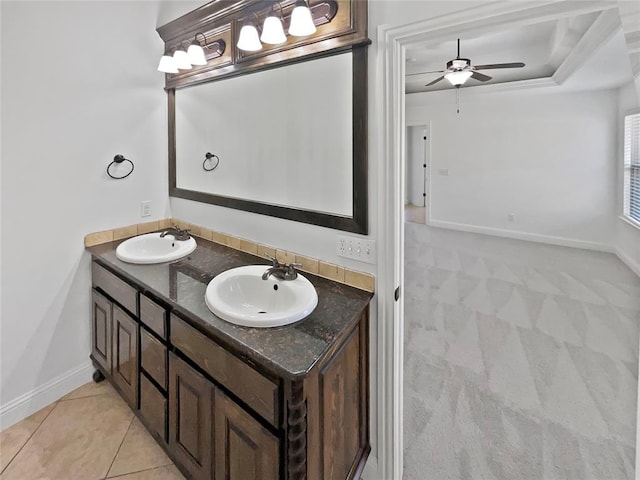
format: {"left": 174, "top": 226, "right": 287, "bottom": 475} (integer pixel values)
{"left": 160, "top": 225, "right": 191, "bottom": 241}
{"left": 261, "top": 254, "right": 301, "bottom": 281}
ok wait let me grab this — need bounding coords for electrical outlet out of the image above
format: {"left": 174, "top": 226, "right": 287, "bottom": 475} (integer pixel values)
{"left": 507, "top": 213, "right": 515, "bottom": 222}
{"left": 438, "top": 168, "right": 449, "bottom": 176}
{"left": 141, "top": 201, "right": 151, "bottom": 217}
{"left": 336, "top": 235, "right": 376, "bottom": 264}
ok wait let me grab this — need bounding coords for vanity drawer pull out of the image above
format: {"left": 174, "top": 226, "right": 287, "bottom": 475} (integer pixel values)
{"left": 171, "top": 315, "right": 279, "bottom": 427}
{"left": 92, "top": 262, "right": 138, "bottom": 316}
{"left": 141, "top": 328, "right": 167, "bottom": 389}
{"left": 140, "top": 374, "right": 167, "bottom": 442}
{"left": 140, "top": 294, "right": 167, "bottom": 339}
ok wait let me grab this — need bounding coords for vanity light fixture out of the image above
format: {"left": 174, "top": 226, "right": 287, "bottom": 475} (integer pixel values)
{"left": 157, "top": 52, "right": 179, "bottom": 73}
{"left": 173, "top": 44, "right": 192, "bottom": 70}
{"left": 158, "top": 35, "right": 226, "bottom": 74}
{"left": 236, "top": 1, "right": 338, "bottom": 53}
{"left": 187, "top": 33, "right": 208, "bottom": 65}
{"left": 237, "top": 13, "right": 263, "bottom": 52}
{"left": 289, "top": 0, "right": 316, "bottom": 36}
{"left": 261, "top": 3, "right": 286, "bottom": 45}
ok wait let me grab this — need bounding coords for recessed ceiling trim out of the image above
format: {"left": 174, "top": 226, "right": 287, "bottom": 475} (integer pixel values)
{"left": 617, "top": 0, "right": 640, "bottom": 77}
{"left": 400, "top": 1, "right": 617, "bottom": 50}
{"left": 553, "top": 9, "right": 621, "bottom": 84}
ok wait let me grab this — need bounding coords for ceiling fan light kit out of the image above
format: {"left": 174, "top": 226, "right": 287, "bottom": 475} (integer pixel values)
{"left": 424, "top": 39, "right": 525, "bottom": 89}
{"left": 420, "top": 38, "right": 526, "bottom": 111}
{"left": 445, "top": 70, "right": 473, "bottom": 86}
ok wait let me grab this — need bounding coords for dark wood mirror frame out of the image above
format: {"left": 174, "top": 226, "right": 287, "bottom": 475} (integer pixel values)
{"left": 160, "top": 0, "right": 369, "bottom": 234}
{"left": 167, "top": 47, "right": 368, "bottom": 233}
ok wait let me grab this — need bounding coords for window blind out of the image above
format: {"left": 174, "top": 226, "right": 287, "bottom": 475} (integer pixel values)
{"left": 624, "top": 113, "right": 640, "bottom": 223}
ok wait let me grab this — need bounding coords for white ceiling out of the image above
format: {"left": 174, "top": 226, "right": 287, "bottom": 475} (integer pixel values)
{"left": 405, "top": 9, "right": 633, "bottom": 94}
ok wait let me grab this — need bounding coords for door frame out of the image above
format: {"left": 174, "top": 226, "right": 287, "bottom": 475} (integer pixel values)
{"left": 375, "top": 1, "right": 618, "bottom": 478}
{"left": 406, "top": 122, "right": 431, "bottom": 221}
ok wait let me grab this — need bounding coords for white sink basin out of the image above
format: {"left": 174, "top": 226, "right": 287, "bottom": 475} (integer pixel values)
{"left": 116, "top": 232, "right": 197, "bottom": 264}
{"left": 205, "top": 265, "right": 318, "bottom": 328}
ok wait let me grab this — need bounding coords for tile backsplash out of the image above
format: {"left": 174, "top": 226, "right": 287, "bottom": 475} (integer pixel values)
{"left": 84, "top": 218, "right": 375, "bottom": 293}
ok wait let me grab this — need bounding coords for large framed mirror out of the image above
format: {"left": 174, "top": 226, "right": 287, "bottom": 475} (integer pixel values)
{"left": 168, "top": 46, "right": 368, "bottom": 234}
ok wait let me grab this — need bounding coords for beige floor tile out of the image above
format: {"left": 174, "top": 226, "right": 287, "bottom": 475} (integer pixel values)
{"left": 108, "top": 464, "right": 185, "bottom": 480}
{"left": 0, "top": 403, "right": 56, "bottom": 473}
{"left": 61, "top": 380, "right": 115, "bottom": 401}
{"left": 107, "top": 418, "right": 172, "bottom": 478}
{"left": 0, "top": 393, "right": 134, "bottom": 480}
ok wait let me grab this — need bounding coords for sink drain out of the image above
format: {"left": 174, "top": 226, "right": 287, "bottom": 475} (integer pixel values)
{"left": 258, "top": 310, "right": 267, "bottom": 314}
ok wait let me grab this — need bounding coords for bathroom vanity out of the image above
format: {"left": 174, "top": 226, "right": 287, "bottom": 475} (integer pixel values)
{"left": 88, "top": 236, "right": 371, "bottom": 480}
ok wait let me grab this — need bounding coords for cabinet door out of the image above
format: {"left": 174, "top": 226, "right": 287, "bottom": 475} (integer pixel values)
{"left": 112, "top": 304, "right": 139, "bottom": 407}
{"left": 214, "top": 389, "right": 279, "bottom": 480}
{"left": 168, "top": 353, "right": 213, "bottom": 480}
{"left": 91, "top": 290, "right": 112, "bottom": 374}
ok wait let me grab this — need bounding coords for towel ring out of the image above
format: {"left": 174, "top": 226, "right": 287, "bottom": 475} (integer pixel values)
{"left": 203, "top": 152, "right": 220, "bottom": 172}
{"left": 107, "top": 154, "right": 134, "bottom": 179}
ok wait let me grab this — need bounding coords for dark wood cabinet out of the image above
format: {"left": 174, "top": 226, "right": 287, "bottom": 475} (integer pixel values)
{"left": 91, "top": 290, "right": 112, "bottom": 374}
{"left": 90, "top": 258, "right": 369, "bottom": 480}
{"left": 214, "top": 388, "right": 279, "bottom": 480}
{"left": 111, "top": 305, "right": 139, "bottom": 408}
{"left": 141, "top": 328, "right": 167, "bottom": 389}
{"left": 140, "top": 373, "right": 167, "bottom": 441}
{"left": 90, "top": 287, "right": 140, "bottom": 409}
{"left": 168, "top": 352, "right": 280, "bottom": 480}
{"left": 168, "top": 353, "right": 214, "bottom": 480}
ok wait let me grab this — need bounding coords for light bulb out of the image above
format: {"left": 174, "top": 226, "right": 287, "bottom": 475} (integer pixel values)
{"left": 444, "top": 70, "right": 472, "bottom": 86}
{"left": 157, "top": 55, "right": 178, "bottom": 73}
{"left": 173, "top": 48, "right": 192, "bottom": 70}
{"left": 261, "top": 15, "right": 286, "bottom": 45}
{"left": 187, "top": 42, "right": 207, "bottom": 66}
{"left": 237, "top": 25, "right": 262, "bottom": 52}
{"left": 289, "top": 0, "right": 316, "bottom": 36}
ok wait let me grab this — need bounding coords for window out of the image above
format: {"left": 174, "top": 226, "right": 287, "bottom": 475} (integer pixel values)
{"left": 623, "top": 112, "right": 640, "bottom": 225}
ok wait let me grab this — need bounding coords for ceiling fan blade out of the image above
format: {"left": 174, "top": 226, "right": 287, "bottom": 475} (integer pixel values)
{"left": 425, "top": 76, "right": 445, "bottom": 87}
{"left": 406, "top": 70, "right": 445, "bottom": 77}
{"left": 471, "top": 71, "right": 491, "bottom": 82}
{"left": 473, "top": 62, "right": 525, "bottom": 70}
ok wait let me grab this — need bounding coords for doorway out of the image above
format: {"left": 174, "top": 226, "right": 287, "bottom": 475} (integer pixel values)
{"left": 375, "top": 2, "right": 636, "bottom": 479}
{"left": 404, "top": 125, "right": 429, "bottom": 225}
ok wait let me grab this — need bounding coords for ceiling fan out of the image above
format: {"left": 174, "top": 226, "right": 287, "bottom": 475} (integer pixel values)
{"left": 412, "top": 38, "right": 525, "bottom": 88}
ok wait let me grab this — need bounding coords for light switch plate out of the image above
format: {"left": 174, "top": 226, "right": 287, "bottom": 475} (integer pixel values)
{"left": 336, "top": 235, "right": 376, "bottom": 264}
{"left": 141, "top": 201, "right": 151, "bottom": 217}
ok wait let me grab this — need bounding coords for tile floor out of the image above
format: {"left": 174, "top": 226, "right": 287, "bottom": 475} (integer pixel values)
{"left": 0, "top": 381, "right": 185, "bottom": 480}
{"left": 403, "top": 222, "right": 640, "bottom": 479}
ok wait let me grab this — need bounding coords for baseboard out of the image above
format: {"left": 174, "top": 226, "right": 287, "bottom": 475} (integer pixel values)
{"left": 615, "top": 247, "right": 640, "bottom": 279}
{"left": 427, "top": 219, "right": 614, "bottom": 253}
{"left": 362, "top": 454, "right": 379, "bottom": 480}
{"left": 0, "top": 360, "right": 94, "bottom": 431}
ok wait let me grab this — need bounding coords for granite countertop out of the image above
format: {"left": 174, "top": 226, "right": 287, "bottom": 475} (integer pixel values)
{"left": 88, "top": 237, "right": 373, "bottom": 380}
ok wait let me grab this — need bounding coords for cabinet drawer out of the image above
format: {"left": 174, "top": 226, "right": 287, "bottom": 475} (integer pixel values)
{"left": 140, "top": 294, "right": 167, "bottom": 339}
{"left": 171, "top": 315, "right": 279, "bottom": 426}
{"left": 141, "top": 328, "right": 167, "bottom": 389}
{"left": 92, "top": 262, "right": 138, "bottom": 316}
{"left": 140, "top": 374, "right": 167, "bottom": 442}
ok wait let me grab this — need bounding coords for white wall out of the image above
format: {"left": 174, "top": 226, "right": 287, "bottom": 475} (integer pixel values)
{"left": 0, "top": 1, "right": 169, "bottom": 428}
{"left": 406, "top": 87, "right": 619, "bottom": 250}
